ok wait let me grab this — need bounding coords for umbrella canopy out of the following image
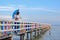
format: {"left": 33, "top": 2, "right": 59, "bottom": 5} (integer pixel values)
{"left": 12, "top": 9, "right": 19, "bottom": 19}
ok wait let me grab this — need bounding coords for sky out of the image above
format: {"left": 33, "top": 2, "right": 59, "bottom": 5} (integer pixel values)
{"left": 0, "top": 0, "right": 60, "bottom": 25}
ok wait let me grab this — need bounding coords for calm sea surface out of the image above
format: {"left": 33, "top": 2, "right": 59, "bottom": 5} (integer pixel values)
{"left": 13, "top": 25, "right": 60, "bottom": 40}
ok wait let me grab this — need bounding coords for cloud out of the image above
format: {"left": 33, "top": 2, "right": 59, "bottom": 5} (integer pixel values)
{"left": 0, "top": 15, "right": 18, "bottom": 22}
{"left": 0, "top": 15, "right": 12, "bottom": 19}
{"left": 21, "top": 7, "right": 60, "bottom": 13}
{"left": 0, "top": 5, "right": 25, "bottom": 11}
{"left": 0, "top": 5, "right": 60, "bottom": 13}
{"left": 22, "top": 15, "right": 60, "bottom": 23}
{"left": 0, "top": 6, "right": 15, "bottom": 11}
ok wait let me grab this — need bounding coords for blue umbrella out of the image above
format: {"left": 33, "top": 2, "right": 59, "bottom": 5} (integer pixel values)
{"left": 12, "top": 9, "right": 19, "bottom": 19}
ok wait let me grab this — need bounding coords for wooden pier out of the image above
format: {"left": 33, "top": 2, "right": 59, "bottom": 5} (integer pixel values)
{"left": 0, "top": 35, "right": 12, "bottom": 40}
{"left": 0, "top": 25, "right": 50, "bottom": 40}
{"left": 0, "top": 22, "right": 51, "bottom": 40}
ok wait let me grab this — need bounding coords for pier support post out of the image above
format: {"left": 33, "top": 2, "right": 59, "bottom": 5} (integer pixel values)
{"left": 34, "top": 29, "right": 37, "bottom": 38}
{"left": 37, "top": 29, "right": 40, "bottom": 36}
{"left": 39, "top": 29, "right": 41, "bottom": 35}
{"left": 30, "top": 31, "right": 33, "bottom": 40}
{"left": 26, "top": 32, "right": 29, "bottom": 40}
{"left": 26, "top": 31, "right": 33, "bottom": 40}
{"left": 20, "top": 33, "right": 25, "bottom": 40}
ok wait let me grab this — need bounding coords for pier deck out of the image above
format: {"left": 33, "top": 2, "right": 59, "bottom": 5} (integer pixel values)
{"left": 0, "top": 35, "right": 12, "bottom": 40}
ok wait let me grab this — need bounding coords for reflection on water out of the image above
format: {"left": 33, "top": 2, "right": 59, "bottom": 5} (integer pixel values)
{"left": 13, "top": 25, "right": 60, "bottom": 40}
{"left": 38, "top": 25, "right": 60, "bottom": 40}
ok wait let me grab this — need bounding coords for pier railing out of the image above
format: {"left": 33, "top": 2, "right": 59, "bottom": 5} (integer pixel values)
{"left": 0, "top": 23, "right": 41, "bottom": 36}
{"left": 0, "top": 23, "right": 50, "bottom": 40}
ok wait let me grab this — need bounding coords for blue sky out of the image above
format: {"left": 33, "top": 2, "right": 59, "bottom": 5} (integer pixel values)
{"left": 0, "top": 0, "right": 60, "bottom": 24}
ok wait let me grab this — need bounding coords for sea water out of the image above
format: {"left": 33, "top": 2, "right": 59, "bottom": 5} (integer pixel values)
{"left": 13, "top": 25, "right": 60, "bottom": 40}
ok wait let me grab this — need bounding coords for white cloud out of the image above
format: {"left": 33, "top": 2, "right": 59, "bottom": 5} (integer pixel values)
{"left": 0, "top": 15, "right": 11, "bottom": 19}
{"left": 0, "top": 6, "right": 15, "bottom": 11}
{"left": 0, "top": 15, "right": 12, "bottom": 20}
{"left": 0, "top": 5, "right": 60, "bottom": 13}
{"left": 21, "top": 7, "right": 60, "bottom": 13}
{"left": 0, "top": 5, "right": 25, "bottom": 11}
{"left": 22, "top": 15, "right": 60, "bottom": 23}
